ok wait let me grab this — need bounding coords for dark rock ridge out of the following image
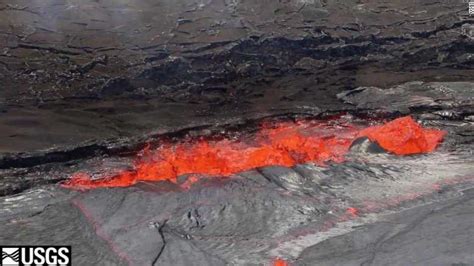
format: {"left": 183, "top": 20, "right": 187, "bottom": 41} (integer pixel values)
{"left": 0, "top": 0, "right": 473, "bottom": 154}
{"left": 338, "top": 81, "right": 474, "bottom": 118}
{"left": 0, "top": 1, "right": 474, "bottom": 265}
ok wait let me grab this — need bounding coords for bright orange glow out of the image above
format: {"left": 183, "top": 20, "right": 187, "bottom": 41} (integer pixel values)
{"left": 346, "top": 207, "right": 359, "bottom": 217}
{"left": 63, "top": 116, "right": 446, "bottom": 190}
{"left": 273, "top": 258, "right": 290, "bottom": 266}
{"left": 358, "top": 116, "right": 446, "bottom": 155}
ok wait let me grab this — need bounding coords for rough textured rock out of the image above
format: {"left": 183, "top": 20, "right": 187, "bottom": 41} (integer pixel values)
{"left": 338, "top": 81, "right": 474, "bottom": 117}
{"left": 1, "top": 0, "right": 474, "bottom": 265}
{"left": 295, "top": 188, "right": 474, "bottom": 266}
{"left": 0, "top": 189, "right": 125, "bottom": 265}
{"left": 1, "top": 138, "right": 473, "bottom": 264}
{"left": 0, "top": 0, "right": 473, "bottom": 154}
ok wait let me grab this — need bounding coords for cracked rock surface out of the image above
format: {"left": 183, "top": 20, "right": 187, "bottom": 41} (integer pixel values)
{"left": 1, "top": 0, "right": 474, "bottom": 265}
{"left": 0, "top": 0, "right": 473, "bottom": 153}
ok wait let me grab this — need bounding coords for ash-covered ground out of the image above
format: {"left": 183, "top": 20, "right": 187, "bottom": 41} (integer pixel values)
{"left": 0, "top": 0, "right": 473, "bottom": 265}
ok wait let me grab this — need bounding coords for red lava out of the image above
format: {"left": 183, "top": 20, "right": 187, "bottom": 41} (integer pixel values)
{"left": 63, "top": 116, "right": 446, "bottom": 190}
{"left": 358, "top": 116, "right": 446, "bottom": 155}
{"left": 346, "top": 207, "right": 359, "bottom": 217}
{"left": 273, "top": 258, "right": 290, "bottom": 266}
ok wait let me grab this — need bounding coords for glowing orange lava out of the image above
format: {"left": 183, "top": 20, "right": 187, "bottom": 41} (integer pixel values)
{"left": 273, "top": 258, "right": 290, "bottom": 266}
{"left": 346, "top": 207, "right": 359, "bottom": 217}
{"left": 63, "top": 116, "right": 446, "bottom": 190}
{"left": 358, "top": 116, "right": 446, "bottom": 155}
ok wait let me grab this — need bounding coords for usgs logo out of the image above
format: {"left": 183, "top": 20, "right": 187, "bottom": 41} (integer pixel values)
{"left": 1, "top": 246, "right": 71, "bottom": 266}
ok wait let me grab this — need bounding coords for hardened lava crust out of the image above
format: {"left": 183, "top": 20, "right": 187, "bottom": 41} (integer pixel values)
{"left": 1, "top": 83, "right": 473, "bottom": 265}
{"left": 0, "top": 0, "right": 473, "bottom": 265}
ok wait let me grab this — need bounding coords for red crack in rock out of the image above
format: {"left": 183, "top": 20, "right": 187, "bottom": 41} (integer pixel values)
{"left": 346, "top": 207, "right": 359, "bottom": 217}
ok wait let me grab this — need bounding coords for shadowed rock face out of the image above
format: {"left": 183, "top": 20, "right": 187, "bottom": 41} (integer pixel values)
{"left": 0, "top": 0, "right": 474, "bottom": 265}
{"left": 0, "top": 0, "right": 473, "bottom": 153}
{"left": 338, "top": 81, "right": 474, "bottom": 116}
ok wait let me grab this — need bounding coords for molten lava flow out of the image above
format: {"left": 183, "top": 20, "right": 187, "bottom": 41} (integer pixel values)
{"left": 273, "top": 258, "right": 290, "bottom": 266}
{"left": 63, "top": 116, "right": 446, "bottom": 190}
{"left": 358, "top": 116, "right": 446, "bottom": 155}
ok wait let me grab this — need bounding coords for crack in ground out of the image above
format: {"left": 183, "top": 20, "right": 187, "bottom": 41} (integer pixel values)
{"left": 152, "top": 220, "right": 168, "bottom": 266}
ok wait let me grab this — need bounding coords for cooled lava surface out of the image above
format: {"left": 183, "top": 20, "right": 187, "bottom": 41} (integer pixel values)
{"left": 0, "top": 0, "right": 473, "bottom": 265}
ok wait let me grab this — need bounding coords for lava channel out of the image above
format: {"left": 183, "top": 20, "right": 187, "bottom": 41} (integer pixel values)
{"left": 63, "top": 116, "right": 446, "bottom": 190}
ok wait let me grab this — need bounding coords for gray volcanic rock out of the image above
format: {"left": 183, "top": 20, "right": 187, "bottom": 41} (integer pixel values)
{"left": 1, "top": 0, "right": 474, "bottom": 265}
{"left": 0, "top": 0, "right": 473, "bottom": 154}
{"left": 338, "top": 82, "right": 474, "bottom": 116}
{"left": 1, "top": 140, "right": 472, "bottom": 265}
{"left": 0, "top": 197, "right": 125, "bottom": 265}
{"left": 295, "top": 188, "right": 474, "bottom": 266}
